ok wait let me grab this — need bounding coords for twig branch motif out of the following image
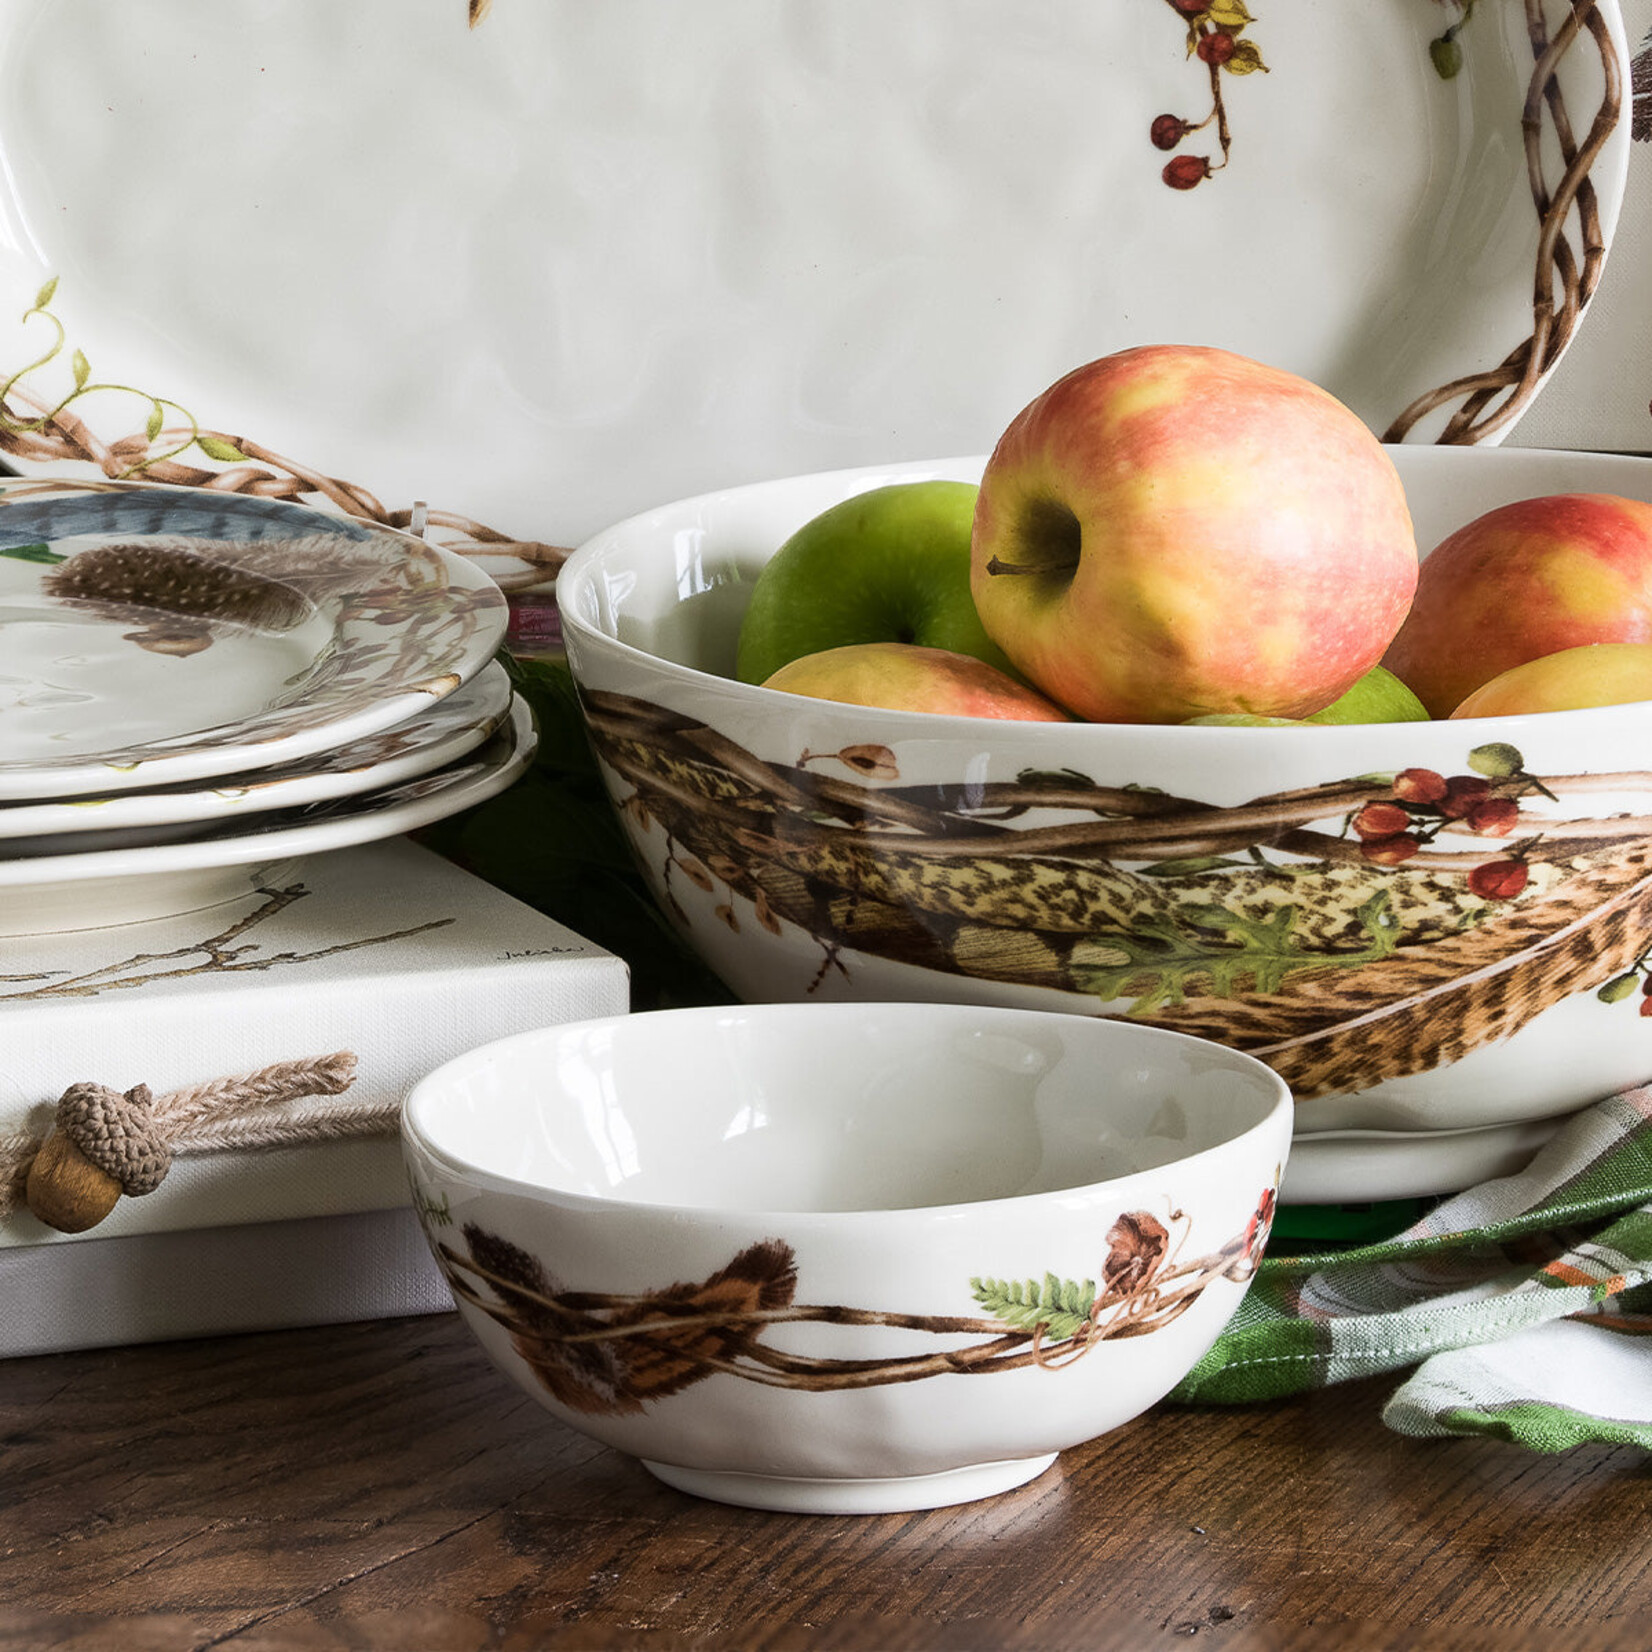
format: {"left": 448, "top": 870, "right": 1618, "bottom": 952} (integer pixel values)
{"left": 1384, "top": 0, "right": 1621, "bottom": 442}
{"left": 427, "top": 1191, "right": 1276, "bottom": 1412}
{"left": 0, "top": 884, "right": 454, "bottom": 1002}
{"left": 0, "top": 283, "right": 568, "bottom": 593}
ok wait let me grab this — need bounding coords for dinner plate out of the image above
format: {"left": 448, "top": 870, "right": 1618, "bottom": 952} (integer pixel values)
{"left": 0, "top": 692, "right": 537, "bottom": 936}
{"left": 0, "top": 479, "right": 508, "bottom": 799}
{"left": 0, "top": 661, "right": 513, "bottom": 842}
{"left": 0, "top": 1, "right": 1626, "bottom": 580}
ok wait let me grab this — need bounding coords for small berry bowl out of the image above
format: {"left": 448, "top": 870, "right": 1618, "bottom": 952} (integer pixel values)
{"left": 556, "top": 446, "right": 1652, "bottom": 1190}
{"left": 401, "top": 1001, "right": 1289, "bottom": 1514}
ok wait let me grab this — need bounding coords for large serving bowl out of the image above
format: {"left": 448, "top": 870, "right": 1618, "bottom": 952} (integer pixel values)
{"left": 557, "top": 447, "right": 1652, "bottom": 1145}
{"left": 401, "top": 1002, "right": 1289, "bottom": 1514}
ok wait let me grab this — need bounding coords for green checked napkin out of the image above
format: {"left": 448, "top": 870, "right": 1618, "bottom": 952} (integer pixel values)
{"left": 1169, "top": 1087, "right": 1652, "bottom": 1450}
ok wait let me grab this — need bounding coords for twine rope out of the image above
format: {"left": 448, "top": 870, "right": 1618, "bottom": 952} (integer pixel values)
{"left": 0, "top": 1051, "right": 385, "bottom": 1222}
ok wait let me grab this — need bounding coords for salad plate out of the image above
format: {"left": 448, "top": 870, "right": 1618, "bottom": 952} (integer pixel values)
{"left": 0, "top": 0, "right": 1626, "bottom": 581}
{"left": 0, "top": 480, "right": 507, "bottom": 799}
{"left": 0, "top": 661, "right": 512, "bottom": 842}
{"left": 0, "top": 692, "right": 537, "bottom": 936}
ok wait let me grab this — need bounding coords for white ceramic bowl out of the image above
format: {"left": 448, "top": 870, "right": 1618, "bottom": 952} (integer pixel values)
{"left": 402, "top": 1003, "right": 1290, "bottom": 1514}
{"left": 557, "top": 447, "right": 1652, "bottom": 1163}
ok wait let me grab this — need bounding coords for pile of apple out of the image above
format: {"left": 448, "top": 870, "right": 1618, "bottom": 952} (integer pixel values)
{"left": 735, "top": 345, "right": 1652, "bottom": 726}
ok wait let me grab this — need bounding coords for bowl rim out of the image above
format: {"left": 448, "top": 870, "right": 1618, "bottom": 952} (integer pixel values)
{"left": 554, "top": 448, "right": 1652, "bottom": 743}
{"left": 399, "top": 1000, "right": 1293, "bottom": 1224}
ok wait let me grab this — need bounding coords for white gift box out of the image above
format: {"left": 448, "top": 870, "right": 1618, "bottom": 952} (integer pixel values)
{"left": 0, "top": 837, "right": 630, "bottom": 1356}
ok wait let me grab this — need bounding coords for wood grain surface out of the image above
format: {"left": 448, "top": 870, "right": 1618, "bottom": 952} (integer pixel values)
{"left": 2, "top": 1311, "right": 1650, "bottom": 1651}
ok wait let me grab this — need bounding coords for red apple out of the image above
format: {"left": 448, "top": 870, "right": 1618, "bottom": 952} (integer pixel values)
{"left": 1383, "top": 493, "right": 1652, "bottom": 718}
{"left": 968, "top": 345, "right": 1418, "bottom": 723}
{"left": 761, "top": 642, "right": 1070, "bottom": 720}
{"left": 1449, "top": 641, "right": 1652, "bottom": 718}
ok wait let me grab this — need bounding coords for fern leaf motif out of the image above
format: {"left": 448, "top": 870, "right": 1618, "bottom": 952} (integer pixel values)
{"left": 970, "top": 1272, "right": 1097, "bottom": 1342}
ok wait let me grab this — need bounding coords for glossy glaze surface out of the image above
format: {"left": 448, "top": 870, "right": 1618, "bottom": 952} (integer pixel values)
{"left": 406, "top": 1003, "right": 1286, "bottom": 1213}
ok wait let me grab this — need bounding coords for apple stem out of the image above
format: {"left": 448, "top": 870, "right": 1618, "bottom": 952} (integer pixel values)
{"left": 984, "top": 552, "right": 1080, "bottom": 578}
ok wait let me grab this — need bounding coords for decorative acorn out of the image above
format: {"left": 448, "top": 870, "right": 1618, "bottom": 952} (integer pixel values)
{"left": 24, "top": 1082, "right": 172, "bottom": 1234}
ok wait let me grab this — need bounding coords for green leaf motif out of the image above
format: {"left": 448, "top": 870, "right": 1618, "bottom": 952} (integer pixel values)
{"left": 71, "top": 348, "right": 89, "bottom": 388}
{"left": 1071, "top": 891, "right": 1402, "bottom": 1014}
{"left": 1137, "top": 855, "right": 1241, "bottom": 879}
{"left": 197, "top": 435, "right": 249, "bottom": 463}
{"left": 1598, "top": 973, "right": 1641, "bottom": 1005}
{"left": 0, "top": 542, "right": 64, "bottom": 565}
{"left": 145, "top": 403, "right": 164, "bottom": 441}
{"left": 1223, "top": 37, "right": 1268, "bottom": 74}
{"left": 1430, "top": 35, "right": 1464, "bottom": 78}
{"left": 32, "top": 275, "right": 58, "bottom": 311}
{"left": 1468, "top": 742, "right": 1524, "bottom": 779}
{"left": 971, "top": 1273, "right": 1097, "bottom": 1342}
{"left": 1014, "top": 766, "right": 1102, "bottom": 791}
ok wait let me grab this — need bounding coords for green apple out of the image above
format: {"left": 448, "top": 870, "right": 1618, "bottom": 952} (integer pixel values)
{"left": 1183, "top": 667, "right": 1429, "bottom": 727}
{"left": 763, "top": 642, "right": 1069, "bottom": 720}
{"left": 735, "top": 481, "right": 1017, "bottom": 686}
{"left": 1303, "top": 665, "right": 1429, "bottom": 724}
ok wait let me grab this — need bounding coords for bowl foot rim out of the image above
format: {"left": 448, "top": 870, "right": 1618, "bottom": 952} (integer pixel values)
{"left": 640, "top": 1451, "right": 1059, "bottom": 1515}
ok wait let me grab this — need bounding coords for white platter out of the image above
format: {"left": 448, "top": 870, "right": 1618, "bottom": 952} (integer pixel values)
{"left": 1281, "top": 1118, "right": 1568, "bottom": 1206}
{"left": 0, "top": 1, "right": 1626, "bottom": 578}
{"left": 0, "top": 660, "right": 512, "bottom": 843}
{"left": 0, "top": 693, "right": 537, "bottom": 936}
{"left": 0, "top": 480, "right": 507, "bottom": 799}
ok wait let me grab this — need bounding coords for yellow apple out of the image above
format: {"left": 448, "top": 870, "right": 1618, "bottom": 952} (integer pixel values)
{"left": 1449, "top": 642, "right": 1652, "bottom": 717}
{"left": 762, "top": 642, "right": 1070, "bottom": 720}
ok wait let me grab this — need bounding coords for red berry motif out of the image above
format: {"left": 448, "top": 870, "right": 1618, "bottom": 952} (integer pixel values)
{"left": 1351, "top": 747, "right": 1543, "bottom": 896}
{"left": 1468, "top": 860, "right": 1529, "bottom": 901}
{"left": 1466, "top": 797, "right": 1520, "bottom": 837}
{"left": 1439, "top": 775, "right": 1492, "bottom": 819}
{"left": 1392, "top": 768, "right": 1448, "bottom": 806}
{"left": 1362, "top": 834, "right": 1421, "bottom": 867}
{"left": 1163, "top": 154, "right": 1212, "bottom": 190}
{"left": 1171, "top": 0, "right": 1207, "bottom": 15}
{"left": 1197, "top": 30, "right": 1237, "bottom": 64}
{"left": 1151, "top": 114, "right": 1189, "bottom": 150}
{"left": 1352, "top": 802, "right": 1413, "bottom": 840}
{"left": 1241, "top": 1185, "right": 1277, "bottom": 1259}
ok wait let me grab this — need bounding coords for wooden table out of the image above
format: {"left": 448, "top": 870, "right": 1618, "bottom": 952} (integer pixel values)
{"left": 3, "top": 1313, "right": 1651, "bottom": 1650}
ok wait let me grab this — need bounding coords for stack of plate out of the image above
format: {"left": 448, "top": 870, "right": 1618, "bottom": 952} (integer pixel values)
{"left": 0, "top": 479, "right": 530, "bottom": 937}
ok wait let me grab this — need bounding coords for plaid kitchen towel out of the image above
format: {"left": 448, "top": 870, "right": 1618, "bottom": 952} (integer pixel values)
{"left": 1169, "top": 1087, "right": 1652, "bottom": 1449}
